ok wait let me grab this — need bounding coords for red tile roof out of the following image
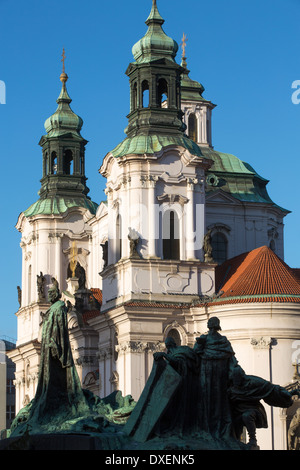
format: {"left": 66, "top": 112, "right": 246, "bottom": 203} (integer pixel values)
{"left": 83, "top": 310, "right": 101, "bottom": 322}
{"left": 90, "top": 288, "right": 102, "bottom": 305}
{"left": 211, "top": 246, "right": 300, "bottom": 305}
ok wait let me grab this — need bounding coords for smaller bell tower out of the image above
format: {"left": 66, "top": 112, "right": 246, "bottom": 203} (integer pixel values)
{"left": 180, "top": 36, "right": 216, "bottom": 148}
{"left": 96, "top": 0, "right": 216, "bottom": 401}
{"left": 39, "top": 51, "right": 90, "bottom": 201}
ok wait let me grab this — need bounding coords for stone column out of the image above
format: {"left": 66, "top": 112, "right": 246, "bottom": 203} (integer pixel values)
{"left": 21, "top": 241, "right": 26, "bottom": 308}
{"left": 250, "top": 336, "right": 274, "bottom": 449}
{"left": 105, "top": 187, "right": 115, "bottom": 265}
{"left": 121, "top": 177, "right": 130, "bottom": 259}
{"left": 197, "top": 108, "right": 203, "bottom": 143}
{"left": 202, "top": 106, "right": 208, "bottom": 144}
{"left": 148, "top": 175, "right": 158, "bottom": 258}
{"left": 186, "top": 178, "right": 197, "bottom": 260}
{"left": 55, "top": 233, "right": 63, "bottom": 288}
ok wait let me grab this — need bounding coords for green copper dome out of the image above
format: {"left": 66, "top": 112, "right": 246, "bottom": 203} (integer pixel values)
{"left": 44, "top": 73, "right": 83, "bottom": 138}
{"left": 132, "top": 0, "right": 178, "bottom": 64}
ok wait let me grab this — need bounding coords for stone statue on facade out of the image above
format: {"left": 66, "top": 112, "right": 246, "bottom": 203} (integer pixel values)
{"left": 37, "top": 272, "right": 46, "bottom": 301}
{"left": 75, "top": 263, "right": 86, "bottom": 291}
{"left": 17, "top": 286, "right": 22, "bottom": 307}
{"left": 128, "top": 228, "right": 141, "bottom": 258}
{"left": 100, "top": 240, "right": 108, "bottom": 268}
{"left": 203, "top": 229, "right": 213, "bottom": 263}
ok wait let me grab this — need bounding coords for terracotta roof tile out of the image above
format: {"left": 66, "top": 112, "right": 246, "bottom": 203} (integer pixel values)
{"left": 90, "top": 288, "right": 102, "bottom": 305}
{"left": 212, "top": 246, "right": 300, "bottom": 305}
{"left": 292, "top": 268, "right": 300, "bottom": 283}
{"left": 82, "top": 310, "right": 101, "bottom": 322}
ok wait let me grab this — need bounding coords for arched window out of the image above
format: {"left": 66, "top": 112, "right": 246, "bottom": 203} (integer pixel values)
{"left": 166, "top": 328, "right": 181, "bottom": 346}
{"left": 80, "top": 153, "right": 84, "bottom": 175}
{"left": 63, "top": 149, "right": 73, "bottom": 175}
{"left": 211, "top": 233, "right": 228, "bottom": 265}
{"left": 142, "top": 80, "right": 149, "bottom": 108}
{"left": 163, "top": 210, "right": 180, "bottom": 260}
{"left": 188, "top": 113, "right": 198, "bottom": 142}
{"left": 157, "top": 78, "right": 168, "bottom": 107}
{"left": 51, "top": 152, "right": 57, "bottom": 174}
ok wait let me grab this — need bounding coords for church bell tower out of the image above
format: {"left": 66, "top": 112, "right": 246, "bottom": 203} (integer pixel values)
{"left": 97, "top": 0, "right": 216, "bottom": 400}
{"left": 13, "top": 53, "right": 98, "bottom": 411}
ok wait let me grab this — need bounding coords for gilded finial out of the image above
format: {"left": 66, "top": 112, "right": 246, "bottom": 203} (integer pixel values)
{"left": 180, "top": 33, "right": 188, "bottom": 59}
{"left": 70, "top": 241, "right": 78, "bottom": 278}
{"left": 60, "top": 48, "right": 68, "bottom": 84}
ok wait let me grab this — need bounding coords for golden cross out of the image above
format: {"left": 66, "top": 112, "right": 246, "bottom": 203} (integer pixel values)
{"left": 61, "top": 48, "right": 66, "bottom": 73}
{"left": 180, "top": 33, "right": 188, "bottom": 58}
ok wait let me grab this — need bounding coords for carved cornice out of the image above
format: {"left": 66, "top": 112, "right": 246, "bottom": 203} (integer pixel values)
{"left": 75, "top": 355, "right": 96, "bottom": 366}
{"left": 115, "top": 340, "right": 165, "bottom": 355}
{"left": 157, "top": 193, "right": 188, "bottom": 205}
{"left": 140, "top": 175, "right": 159, "bottom": 188}
{"left": 250, "top": 336, "right": 273, "bottom": 349}
{"left": 97, "top": 347, "right": 113, "bottom": 360}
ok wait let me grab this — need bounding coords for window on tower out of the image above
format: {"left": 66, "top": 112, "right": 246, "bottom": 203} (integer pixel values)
{"left": 51, "top": 152, "right": 57, "bottom": 174}
{"left": 211, "top": 232, "right": 228, "bottom": 265}
{"left": 162, "top": 210, "right": 180, "bottom": 260}
{"left": 188, "top": 113, "right": 198, "bottom": 142}
{"left": 63, "top": 149, "right": 73, "bottom": 175}
{"left": 157, "top": 78, "right": 168, "bottom": 107}
{"left": 142, "top": 80, "right": 149, "bottom": 108}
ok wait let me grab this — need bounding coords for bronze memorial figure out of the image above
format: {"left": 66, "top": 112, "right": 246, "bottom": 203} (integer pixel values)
{"left": 4, "top": 306, "right": 299, "bottom": 450}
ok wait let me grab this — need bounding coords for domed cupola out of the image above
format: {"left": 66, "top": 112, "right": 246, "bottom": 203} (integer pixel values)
{"left": 124, "top": 0, "right": 185, "bottom": 139}
{"left": 132, "top": 0, "right": 178, "bottom": 64}
{"left": 44, "top": 71, "right": 83, "bottom": 139}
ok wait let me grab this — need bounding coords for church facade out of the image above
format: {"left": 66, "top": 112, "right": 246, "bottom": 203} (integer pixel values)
{"left": 8, "top": 1, "right": 300, "bottom": 450}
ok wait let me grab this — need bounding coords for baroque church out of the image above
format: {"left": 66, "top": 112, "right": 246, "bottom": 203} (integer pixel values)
{"left": 8, "top": 1, "right": 300, "bottom": 450}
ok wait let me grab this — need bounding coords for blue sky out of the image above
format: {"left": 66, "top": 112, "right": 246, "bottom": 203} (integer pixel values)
{"left": 0, "top": 0, "right": 300, "bottom": 339}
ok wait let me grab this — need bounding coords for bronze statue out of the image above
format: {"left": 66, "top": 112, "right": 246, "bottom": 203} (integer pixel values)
{"left": 228, "top": 366, "right": 296, "bottom": 448}
{"left": 125, "top": 316, "right": 297, "bottom": 450}
{"left": 9, "top": 280, "right": 135, "bottom": 438}
{"left": 288, "top": 408, "right": 300, "bottom": 450}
